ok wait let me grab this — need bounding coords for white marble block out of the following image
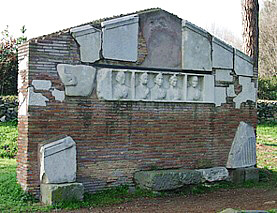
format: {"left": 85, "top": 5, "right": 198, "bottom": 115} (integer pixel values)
{"left": 70, "top": 25, "right": 101, "bottom": 63}
{"left": 234, "top": 49, "right": 254, "bottom": 77}
{"left": 197, "top": 167, "right": 229, "bottom": 182}
{"left": 40, "top": 136, "right": 76, "bottom": 184}
{"left": 182, "top": 20, "right": 212, "bottom": 71}
{"left": 32, "top": 80, "right": 52, "bottom": 90}
{"left": 215, "top": 69, "right": 233, "bottom": 82}
{"left": 233, "top": 76, "right": 256, "bottom": 108}
{"left": 215, "top": 87, "right": 226, "bottom": 107}
{"left": 226, "top": 122, "right": 256, "bottom": 168}
{"left": 102, "top": 15, "right": 139, "bottom": 62}
{"left": 212, "top": 37, "right": 233, "bottom": 69}
{"left": 57, "top": 64, "right": 96, "bottom": 97}
{"left": 28, "top": 87, "right": 49, "bottom": 106}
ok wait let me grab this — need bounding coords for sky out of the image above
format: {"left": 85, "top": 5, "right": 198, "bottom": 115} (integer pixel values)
{"left": 0, "top": 0, "right": 262, "bottom": 41}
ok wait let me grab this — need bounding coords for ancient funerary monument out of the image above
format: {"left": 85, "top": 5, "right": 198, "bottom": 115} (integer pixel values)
{"left": 17, "top": 9, "right": 258, "bottom": 202}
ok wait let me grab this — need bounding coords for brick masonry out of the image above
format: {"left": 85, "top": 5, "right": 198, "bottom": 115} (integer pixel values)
{"left": 17, "top": 11, "right": 257, "bottom": 197}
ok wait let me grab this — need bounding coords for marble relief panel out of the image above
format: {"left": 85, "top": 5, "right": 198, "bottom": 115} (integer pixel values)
{"left": 97, "top": 69, "right": 213, "bottom": 103}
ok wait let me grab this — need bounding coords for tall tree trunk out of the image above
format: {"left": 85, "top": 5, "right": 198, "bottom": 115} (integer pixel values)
{"left": 242, "top": 0, "right": 259, "bottom": 72}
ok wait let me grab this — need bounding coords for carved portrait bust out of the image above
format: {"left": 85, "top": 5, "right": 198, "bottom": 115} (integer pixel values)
{"left": 187, "top": 75, "right": 202, "bottom": 101}
{"left": 152, "top": 72, "right": 166, "bottom": 100}
{"left": 113, "top": 71, "right": 128, "bottom": 99}
{"left": 136, "top": 72, "right": 150, "bottom": 99}
{"left": 167, "top": 74, "right": 181, "bottom": 100}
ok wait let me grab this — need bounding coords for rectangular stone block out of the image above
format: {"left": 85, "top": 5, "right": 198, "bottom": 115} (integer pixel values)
{"left": 134, "top": 169, "right": 202, "bottom": 191}
{"left": 203, "top": 75, "right": 215, "bottom": 103}
{"left": 41, "top": 183, "right": 84, "bottom": 205}
{"left": 234, "top": 49, "right": 254, "bottom": 77}
{"left": 102, "top": 14, "right": 139, "bottom": 62}
{"left": 245, "top": 167, "right": 259, "bottom": 182}
{"left": 213, "top": 37, "right": 233, "bottom": 69}
{"left": 182, "top": 20, "right": 212, "bottom": 71}
{"left": 215, "top": 69, "right": 233, "bottom": 82}
{"left": 40, "top": 136, "right": 76, "bottom": 184}
{"left": 228, "top": 168, "right": 245, "bottom": 184}
{"left": 70, "top": 25, "right": 101, "bottom": 63}
{"left": 215, "top": 87, "right": 226, "bottom": 107}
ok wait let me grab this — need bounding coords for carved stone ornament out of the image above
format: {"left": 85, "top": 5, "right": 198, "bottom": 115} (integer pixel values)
{"left": 96, "top": 68, "right": 214, "bottom": 103}
{"left": 57, "top": 64, "right": 96, "bottom": 97}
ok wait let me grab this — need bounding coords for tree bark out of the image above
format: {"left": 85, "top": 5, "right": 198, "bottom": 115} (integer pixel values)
{"left": 242, "top": 0, "right": 259, "bottom": 70}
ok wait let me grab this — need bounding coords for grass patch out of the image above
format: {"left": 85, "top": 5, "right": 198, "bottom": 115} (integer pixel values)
{"left": 0, "top": 121, "right": 18, "bottom": 158}
{"left": 54, "top": 185, "right": 157, "bottom": 210}
{"left": 0, "top": 123, "right": 276, "bottom": 211}
{"left": 0, "top": 158, "right": 53, "bottom": 212}
{"left": 257, "top": 123, "right": 277, "bottom": 145}
{"left": 257, "top": 123, "right": 277, "bottom": 177}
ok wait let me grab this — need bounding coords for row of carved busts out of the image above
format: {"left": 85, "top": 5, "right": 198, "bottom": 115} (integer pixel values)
{"left": 113, "top": 71, "right": 203, "bottom": 101}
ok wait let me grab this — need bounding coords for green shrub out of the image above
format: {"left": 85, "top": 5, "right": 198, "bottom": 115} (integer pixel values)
{"left": 258, "top": 77, "right": 277, "bottom": 100}
{"left": 257, "top": 100, "right": 277, "bottom": 124}
{"left": 0, "top": 121, "right": 18, "bottom": 158}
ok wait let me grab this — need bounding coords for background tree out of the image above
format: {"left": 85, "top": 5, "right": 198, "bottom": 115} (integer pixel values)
{"left": 0, "top": 26, "right": 27, "bottom": 96}
{"left": 259, "top": 0, "right": 277, "bottom": 78}
{"left": 241, "top": 0, "right": 259, "bottom": 70}
{"left": 208, "top": 23, "right": 243, "bottom": 50}
{"left": 258, "top": 0, "right": 277, "bottom": 100}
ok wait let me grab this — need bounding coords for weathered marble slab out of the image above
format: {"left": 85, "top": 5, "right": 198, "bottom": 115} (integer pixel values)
{"left": 140, "top": 10, "right": 182, "bottom": 68}
{"left": 197, "top": 167, "right": 229, "bottom": 182}
{"left": 212, "top": 37, "right": 233, "bottom": 69}
{"left": 134, "top": 169, "right": 202, "bottom": 191}
{"left": 215, "top": 69, "right": 233, "bottom": 82}
{"left": 41, "top": 182, "right": 84, "bottom": 205}
{"left": 215, "top": 87, "right": 226, "bottom": 107}
{"left": 40, "top": 136, "right": 76, "bottom": 184}
{"left": 70, "top": 25, "right": 101, "bottom": 63}
{"left": 32, "top": 80, "right": 52, "bottom": 90}
{"left": 233, "top": 76, "right": 256, "bottom": 108}
{"left": 57, "top": 64, "right": 96, "bottom": 97}
{"left": 234, "top": 49, "right": 254, "bottom": 77}
{"left": 96, "top": 68, "right": 215, "bottom": 103}
{"left": 226, "top": 122, "right": 256, "bottom": 168}
{"left": 101, "top": 15, "right": 139, "bottom": 62}
{"left": 28, "top": 87, "right": 49, "bottom": 106}
{"left": 182, "top": 20, "right": 212, "bottom": 71}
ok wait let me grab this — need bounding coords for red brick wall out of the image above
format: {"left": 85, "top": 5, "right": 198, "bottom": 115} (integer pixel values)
{"left": 17, "top": 31, "right": 257, "bottom": 197}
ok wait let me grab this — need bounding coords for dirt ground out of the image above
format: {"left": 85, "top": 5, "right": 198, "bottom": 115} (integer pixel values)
{"left": 61, "top": 188, "right": 277, "bottom": 213}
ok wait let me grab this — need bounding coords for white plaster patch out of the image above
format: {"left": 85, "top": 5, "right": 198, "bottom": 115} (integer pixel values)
{"left": 28, "top": 87, "right": 49, "bottom": 106}
{"left": 52, "top": 89, "right": 65, "bottom": 102}
{"left": 32, "top": 80, "right": 52, "bottom": 90}
{"left": 226, "top": 122, "right": 256, "bottom": 168}
{"left": 227, "top": 85, "right": 236, "bottom": 97}
{"left": 233, "top": 76, "right": 256, "bottom": 108}
{"left": 215, "top": 87, "right": 226, "bottom": 107}
{"left": 215, "top": 69, "right": 233, "bottom": 82}
{"left": 212, "top": 37, "right": 233, "bottom": 69}
{"left": 57, "top": 64, "right": 96, "bottom": 97}
{"left": 182, "top": 20, "right": 212, "bottom": 71}
{"left": 70, "top": 25, "right": 101, "bottom": 63}
{"left": 18, "top": 56, "right": 28, "bottom": 71}
{"left": 18, "top": 72, "right": 24, "bottom": 90}
{"left": 101, "top": 14, "right": 139, "bottom": 62}
{"left": 234, "top": 49, "right": 254, "bottom": 77}
{"left": 40, "top": 136, "right": 76, "bottom": 183}
{"left": 18, "top": 92, "right": 28, "bottom": 116}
